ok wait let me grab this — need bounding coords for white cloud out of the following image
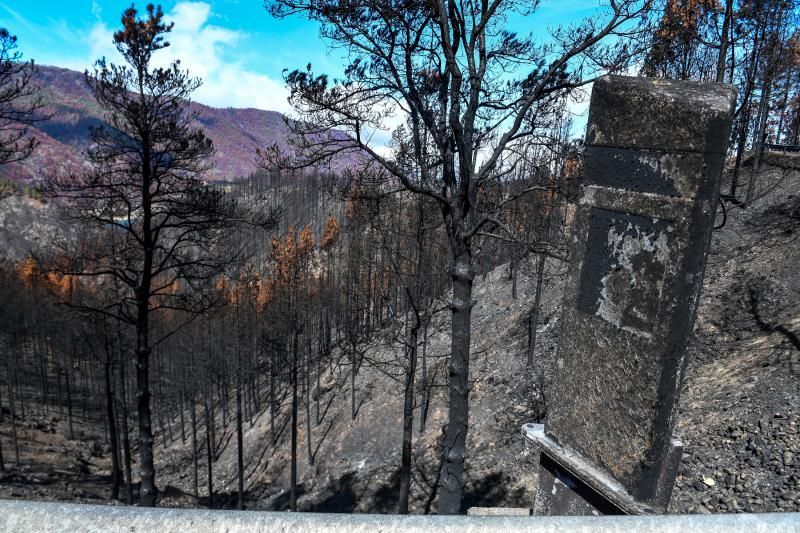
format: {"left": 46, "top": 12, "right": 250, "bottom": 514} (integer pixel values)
{"left": 197, "top": 66, "right": 290, "bottom": 114}
{"left": 86, "top": 23, "right": 116, "bottom": 65}
{"left": 79, "top": 1, "right": 290, "bottom": 113}
{"left": 90, "top": 1, "right": 102, "bottom": 21}
{"left": 169, "top": 1, "right": 213, "bottom": 32}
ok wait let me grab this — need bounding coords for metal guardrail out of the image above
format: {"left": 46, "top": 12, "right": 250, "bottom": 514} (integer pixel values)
{"left": 0, "top": 500, "right": 798, "bottom": 533}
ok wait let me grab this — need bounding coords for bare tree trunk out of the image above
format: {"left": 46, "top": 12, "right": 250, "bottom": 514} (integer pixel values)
{"left": 775, "top": 76, "right": 791, "bottom": 144}
{"left": 305, "top": 339, "right": 313, "bottom": 466}
{"left": 399, "top": 311, "right": 419, "bottom": 515}
{"left": 8, "top": 360, "right": 20, "bottom": 465}
{"left": 746, "top": 3, "right": 783, "bottom": 206}
{"left": 290, "top": 331, "right": 299, "bottom": 512}
{"left": 510, "top": 256, "right": 518, "bottom": 299}
{"left": 351, "top": 340, "right": 357, "bottom": 421}
{"left": 316, "top": 326, "right": 322, "bottom": 426}
{"left": 65, "top": 350, "right": 74, "bottom": 440}
{"left": 136, "top": 328, "right": 156, "bottom": 506}
{"left": 747, "top": 84, "right": 773, "bottom": 205}
{"left": 419, "top": 319, "right": 430, "bottom": 435}
{"left": 37, "top": 335, "right": 49, "bottom": 414}
{"left": 205, "top": 396, "right": 214, "bottom": 508}
{"left": 236, "top": 348, "right": 245, "bottom": 510}
{"left": 221, "top": 374, "right": 229, "bottom": 428}
{"left": 527, "top": 255, "right": 546, "bottom": 370}
{"left": 156, "top": 383, "right": 167, "bottom": 451}
{"left": 730, "top": 106, "right": 752, "bottom": 201}
{"left": 118, "top": 354, "right": 133, "bottom": 505}
{"left": 715, "top": 0, "right": 733, "bottom": 83}
{"left": 15, "top": 354, "right": 25, "bottom": 423}
{"left": 164, "top": 389, "right": 174, "bottom": 447}
{"left": 270, "top": 355, "right": 276, "bottom": 445}
{"left": 179, "top": 385, "right": 186, "bottom": 444}
{"left": 104, "top": 335, "right": 121, "bottom": 500}
{"left": 438, "top": 250, "right": 473, "bottom": 515}
{"left": 191, "top": 397, "right": 199, "bottom": 500}
{"left": 0, "top": 365, "right": 3, "bottom": 470}
{"left": 55, "top": 367, "right": 63, "bottom": 418}
{"left": 208, "top": 382, "right": 216, "bottom": 460}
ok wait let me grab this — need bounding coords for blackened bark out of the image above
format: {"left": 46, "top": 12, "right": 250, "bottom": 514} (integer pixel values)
{"left": 730, "top": 106, "right": 751, "bottom": 200}
{"left": 221, "top": 375, "right": 229, "bottom": 427}
{"left": 510, "top": 257, "right": 518, "bottom": 299}
{"left": 15, "top": 356, "right": 25, "bottom": 422}
{"left": 0, "top": 369, "right": 3, "bottom": 472}
{"left": 8, "top": 359, "right": 20, "bottom": 465}
{"left": 290, "top": 331, "right": 299, "bottom": 512}
{"left": 164, "top": 387, "right": 174, "bottom": 446}
{"left": 191, "top": 398, "right": 199, "bottom": 500}
{"left": 179, "top": 386, "right": 186, "bottom": 444}
{"left": 103, "top": 336, "right": 121, "bottom": 500}
{"left": 136, "top": 160, "right": 157, "bottom": 505}
{"left": 305, "top": 339, "right": 313, "bottom": 466}
{"left": 156, "top": 383, "right": 167, "bottom": 451}
{"left": 438, "top": 251, "right": 473, "bottom": 515}
{"left": 775, "top": 77, "right": 791, "bottom": 143}
{"left": 399, "top": 311, "right": 419, "bottom": 514}
{"left": 117, "top": 353, "right": 133, "bottom": 505}
{"left": 208, "top": 382, "right": 216, "bottom": 460}
{"left": 716, "top": 0, "right": 733, "bottom": 83}
{"left": 746, "top": 4, "right": 783, "bottom": 206}
{"left": 37, "top": 336, "right": 49, "bottom": 412}
{"left": 270, "top": 355, "right": 276, "bottom": 445}
{"left": 65, "top": 353, "right": 74, "bottom": 440}
{"left": 55, "top": 368, "right": 63, "bottom": 418}
{"left": 419, "top": 320, "right": 429, "bottom": 435}
{"left": 351, "top": 340, "right": 357, "bottom": 421}
{"left": 316, "top": 331, "right": 321, "bottom": 426}
{"left": 205, "top": 396, "right": 214, "bottom": 508}
{"left": 236, "top": 354, "right": 244, "bottom": 510}
{"left": 747, "top": 83, "right": 773, "bottom": 205}
{"left": 136, "top": 329, "right": 156, "bottom": 506}
{"left": 527, "top": 255, "right": 546, "bottom": 370}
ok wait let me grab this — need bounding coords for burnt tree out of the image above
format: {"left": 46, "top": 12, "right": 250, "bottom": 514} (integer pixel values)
{"left": 263, "top": 0, "right": 651, "bottom": 513}
{"left": 42, "top": 4, "right": 274, "bottom": 507}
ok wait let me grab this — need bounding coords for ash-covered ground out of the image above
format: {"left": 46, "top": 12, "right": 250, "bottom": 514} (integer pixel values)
{"left": 1, "top": 156, "right": 798, "bottom": 514}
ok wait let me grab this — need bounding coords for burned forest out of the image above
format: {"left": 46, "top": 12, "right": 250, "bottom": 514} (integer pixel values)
{"left": 0, "top": 0, "right": 799, "bottom": 522}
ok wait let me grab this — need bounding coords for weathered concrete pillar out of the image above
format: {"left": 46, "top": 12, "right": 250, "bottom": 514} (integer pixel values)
{"left": 524, "top": 75, "right": 736, "bottom": 515}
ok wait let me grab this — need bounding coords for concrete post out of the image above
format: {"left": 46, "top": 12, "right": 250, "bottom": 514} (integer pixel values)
{"left": 525, "top": 75, "right": 736, "bottom": 515}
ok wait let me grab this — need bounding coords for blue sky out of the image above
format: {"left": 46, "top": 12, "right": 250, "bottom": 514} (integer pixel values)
{"left": 1, "top": 0, "right": 598, "bottom": 117}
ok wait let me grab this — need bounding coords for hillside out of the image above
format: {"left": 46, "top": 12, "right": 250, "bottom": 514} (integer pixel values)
{"left": 0, "top": 65, "right": 299, "bottom": 183}
{"left": 0, "top": 157, "right": 798, "bottom": 514}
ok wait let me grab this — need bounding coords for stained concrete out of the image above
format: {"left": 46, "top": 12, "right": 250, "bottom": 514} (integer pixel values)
{"left": 530, "top": 75, "right": 736, "bottom": 514}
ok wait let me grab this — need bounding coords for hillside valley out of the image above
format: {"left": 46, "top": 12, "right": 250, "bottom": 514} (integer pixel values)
{"left": 0, "top": 156, "right": 798, "bottom": 514}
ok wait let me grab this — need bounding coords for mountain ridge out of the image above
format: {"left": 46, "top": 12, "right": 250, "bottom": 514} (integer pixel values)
{"left": 0, "top": 65, "right": 300, "bottom": 183}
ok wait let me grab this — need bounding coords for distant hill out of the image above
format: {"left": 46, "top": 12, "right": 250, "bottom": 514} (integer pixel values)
{"left": 0, "top": 65, "right": 304, "bottom": 183}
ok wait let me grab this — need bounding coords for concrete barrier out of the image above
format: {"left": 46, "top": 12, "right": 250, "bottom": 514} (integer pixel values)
{"left": 0, "top": 500, "right": 798, "bottom": 532}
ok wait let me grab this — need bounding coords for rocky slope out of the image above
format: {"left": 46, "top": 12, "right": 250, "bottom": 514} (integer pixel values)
{"left": 668, "top": 154, "right": 800, "bottom": 513}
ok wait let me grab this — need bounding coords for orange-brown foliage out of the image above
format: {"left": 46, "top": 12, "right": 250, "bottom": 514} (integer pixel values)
{"left": 320, "top": 214, "right": 340, "bottom": 249}
{"left": 269, "top": 225, "right": 318, "bottom": 294}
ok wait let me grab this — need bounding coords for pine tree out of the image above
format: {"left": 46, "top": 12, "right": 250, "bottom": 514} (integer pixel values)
{"left": 0, "top": 28, "right": 41, "bottom": 164}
